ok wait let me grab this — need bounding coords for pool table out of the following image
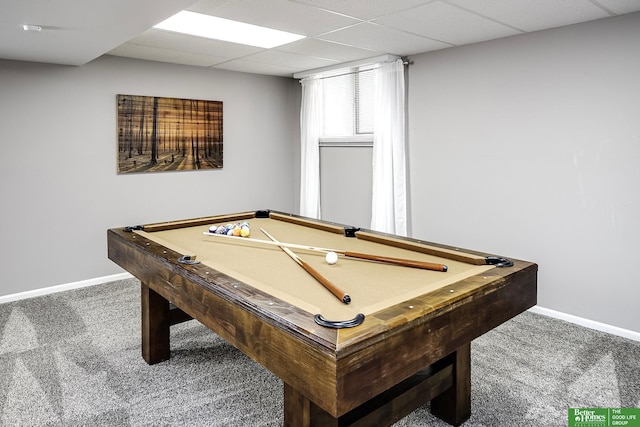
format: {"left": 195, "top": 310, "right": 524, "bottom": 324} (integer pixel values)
{"left": 107, "top": 210, "right": 537, "bottom": 426}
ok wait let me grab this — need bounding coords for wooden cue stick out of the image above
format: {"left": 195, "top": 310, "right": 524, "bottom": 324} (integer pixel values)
{"left": 202, "top": 231, "right": 448, "bottom": 272}
{"left": 260, "top": 229, "right": 351, "bottom": 305}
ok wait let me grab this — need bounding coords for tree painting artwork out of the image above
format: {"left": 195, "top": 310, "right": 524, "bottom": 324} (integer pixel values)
{"left": 117, "top": 94, "right": 223, "bottom": 173}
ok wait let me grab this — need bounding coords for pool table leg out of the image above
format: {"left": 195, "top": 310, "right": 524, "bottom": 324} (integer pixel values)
{"left": 430, "top": 343, "right": 471, "bottom": 426}
{"left": 141, "top": 282, "right": 170, "bottom": 365}
{"left": 283, "top": 383, "right": 338, "bottom": 427}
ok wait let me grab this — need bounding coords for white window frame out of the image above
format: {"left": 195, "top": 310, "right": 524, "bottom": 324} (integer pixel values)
{"left": 318, "top": 67, "right": 374, "bottom": 148}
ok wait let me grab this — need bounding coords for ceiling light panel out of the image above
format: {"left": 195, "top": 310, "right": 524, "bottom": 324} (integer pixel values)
{"left": 188, "top": 0, "right": 361, "bottom": 37}
{"left": 154, "top": 10, "right": 305, "bottom": 48}
{"left": 22, "top": 24, "right": 43, "bottom": 32}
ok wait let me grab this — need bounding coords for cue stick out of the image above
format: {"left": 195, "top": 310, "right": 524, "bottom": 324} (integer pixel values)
{"left": 202, "top": 231, "right": 448, "bottom": 272}
{"left": 260, "top": 229, "right": 351, "bottom": 305}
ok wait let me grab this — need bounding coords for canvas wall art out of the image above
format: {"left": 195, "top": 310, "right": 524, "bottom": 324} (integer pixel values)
{"left": 117, "top": 94, "right": 223, "bottom": 173}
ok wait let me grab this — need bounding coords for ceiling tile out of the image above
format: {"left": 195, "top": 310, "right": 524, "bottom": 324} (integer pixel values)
{"left": 319, "top": 22, "right": 452, "bottom": 56}
{"left": 242, "top": 49, "right": 339, "bottom": 69}
{"left": 189, "top": 0, "right": 360, "bottom": 36}
{"left": 124, "top": 29, "right": 264, "bottom": 58}
{"left": 276, "top": 38, "right": 383, "bottom": 62}
{"left": 292, "top": 0, "right": 433, "bottom": 21}
{"left": 448, "top": 0, "right": 612, "bottom": 32}
{"left": 593, "top": 0, "right": 640, "bottom": 14}
{"left": 108, "top": 44, "right": 228, "bottom": 67}
{"left": 375, "top": 1, "right": 520, "bottom": 46}
{"left": 213, "top": 59, "right": 300, "bottom": 76}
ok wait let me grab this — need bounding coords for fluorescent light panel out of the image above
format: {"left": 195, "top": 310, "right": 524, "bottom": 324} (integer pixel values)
{"left": 154, "top": 11, "right": 305, "bottom": 49}
{"left": 23, "top": 24, "right": 42, "bottom": 32}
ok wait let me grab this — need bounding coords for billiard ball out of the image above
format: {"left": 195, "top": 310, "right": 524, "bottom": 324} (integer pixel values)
{"left": 325, "top": 251, "right": 338, "bottom": 265}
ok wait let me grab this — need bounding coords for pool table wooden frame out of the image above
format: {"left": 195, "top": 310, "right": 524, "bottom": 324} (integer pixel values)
{"left": 107, "top": 210, "right": 537, "bottom": 426}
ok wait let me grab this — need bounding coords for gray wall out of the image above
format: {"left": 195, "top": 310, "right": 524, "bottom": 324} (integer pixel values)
{"left": 407, "top": 13, "right": 640, "bottom": 333}
{"left": 0, "top": 55, "right": 300, "bottom": 296}
{"left": 2, "top": 12, "right": 638, "bottom": 335}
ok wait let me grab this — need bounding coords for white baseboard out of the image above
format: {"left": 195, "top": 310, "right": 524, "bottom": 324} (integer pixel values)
{"left": 0, "top": 273, "right": 133, "bottom": 305}
{"left": 2, "top": 277, "right": 638, "bottom": 343}
{"left": 529, "top": 306, "right": 640, "bottom": 343}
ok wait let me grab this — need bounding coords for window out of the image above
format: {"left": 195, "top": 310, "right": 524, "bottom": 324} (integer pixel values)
{"left": 316, "top": 67, "right": 375, "bottom": 226}
{"left": 299, "top": 55, "right": 406, "bottom": 232}
{"left": 320, "top": 68, "right": 375, "bottom": 144}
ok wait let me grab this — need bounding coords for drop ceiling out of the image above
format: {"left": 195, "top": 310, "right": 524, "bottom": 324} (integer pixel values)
{"left": 2, "top": 0, "right": 639, "bottom": 77}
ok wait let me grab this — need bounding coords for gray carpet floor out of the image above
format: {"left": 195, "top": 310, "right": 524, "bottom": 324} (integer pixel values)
{"left": 0, "top": 278, "right": 638, "bottom": 426}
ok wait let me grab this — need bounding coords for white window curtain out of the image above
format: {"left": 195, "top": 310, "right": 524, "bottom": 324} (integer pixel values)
{"left": 299, "top": 77, "right": 323, "bottom": 218}
{"left": 371, "top": 59, "right": 407, "bottom": 236}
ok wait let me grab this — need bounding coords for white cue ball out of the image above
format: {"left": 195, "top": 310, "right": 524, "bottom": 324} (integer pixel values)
{"left": 325, "top": 251, "right": 338, "bottom": 265}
